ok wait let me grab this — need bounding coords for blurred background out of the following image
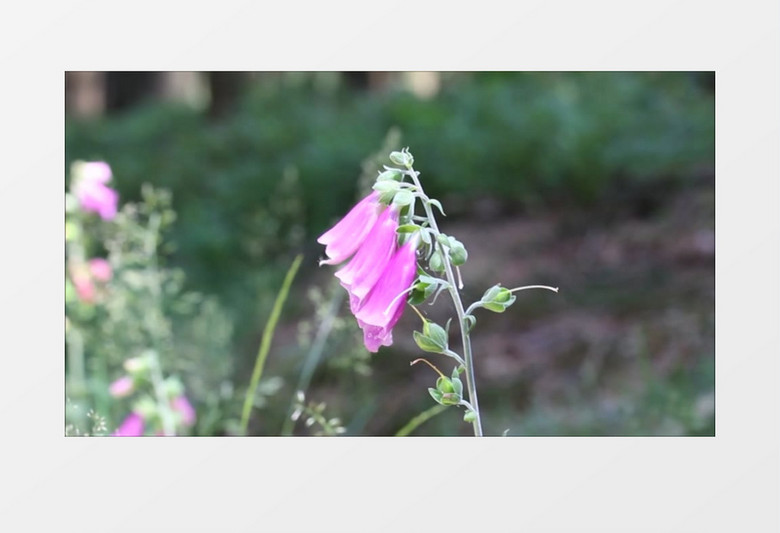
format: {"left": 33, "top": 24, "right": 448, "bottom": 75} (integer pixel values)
{"left": 65, "top": 71, "right": 714, "bottom": 436}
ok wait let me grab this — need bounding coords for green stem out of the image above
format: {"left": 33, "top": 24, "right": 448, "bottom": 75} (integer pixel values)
{"left": 395, "top": 404, "right": 448, "bottom": 436}
{"left": 240, "top": 254, "right": 303, "bottom": 435}
{"left": 66, "top": 326, "right": 88, "bottom": 432}
{"left": 142, "top": 213, "right": 176, "bottom": 436}
{"left": 148, "top": 350, "right": 176, "bottom": 436}
{"left": 407, "top": 168, "right": 484, "bottom": 436}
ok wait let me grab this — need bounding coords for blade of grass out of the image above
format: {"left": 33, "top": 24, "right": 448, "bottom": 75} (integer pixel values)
{"left": 240, "top": 254, "right": 303, "bottom": 435}
{"left": 395, "top": 404, "right": 448, "bottom": 436}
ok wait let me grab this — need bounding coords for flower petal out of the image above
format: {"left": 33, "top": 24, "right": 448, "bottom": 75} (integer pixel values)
{"left": 171, "top": 395, "right": 197, "bottom": 427}
{"left": 82, "top": 161, "right": 113, "bottom": 184}
{"left": 335, "top": 206, "right": 399, "bottom": 312}
{"left": 354, "top": 235, "right": 419, "bottom": 351}
{"left": 317, "top": 192, "right": 382, "bottom": 265}
{"left": 113, "top": 412, "right": 145, "bottom": 436}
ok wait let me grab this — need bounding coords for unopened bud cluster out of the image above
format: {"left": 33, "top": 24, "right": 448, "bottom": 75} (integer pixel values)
{"left": 428, "top": 366, "right": 464, "bottom": 407}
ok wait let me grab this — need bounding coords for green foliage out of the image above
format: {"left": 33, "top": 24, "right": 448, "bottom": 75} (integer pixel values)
{"left": 65, "top": 184, "right": 238, "bottom": 435}
{"left": 65, "top": 72, "right": 713, "bottom": 304}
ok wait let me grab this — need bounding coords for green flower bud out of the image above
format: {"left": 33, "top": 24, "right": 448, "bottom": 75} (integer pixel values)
{"left": 479, "top": 284, "right": 516, "bottom": 313}
{"left": 133, "top": 396, "right": 157, "bottom": 419}
{"left": 440, "top": 392, "right": 461, "bottom": 406}
{"left": 372, "top": 179, "right": 400, "bottom": 194}
{"left": 123, "top": 356, "right": 149, "bottom": 376}
{"left": 463, "top": 410, "right": 477, "bottom": 423}
{"left": 377, "top": 169, "right": 403, "bottom": 182}
{"left": 449, "top": 240, "right": 468, "bottom": 266}
{"left": 413, "top": 327, "right": 445, "bottom": 354}
{"left": 436, "top": 376, "right": 455, "bottom": 394}
{"left": 423, "top": 320, "right": 448, "bottom": 350}
{"left": 389, "top": 149, "right": 414, "bottom": 168}
{"left": 429, "top": 250, "right": 445, "bottom": 273}
{"left": 163, "top": 377, "right": 184, "bottom": 399}
{"left": 392, "top": 189, "right": 414, "bottom": 208}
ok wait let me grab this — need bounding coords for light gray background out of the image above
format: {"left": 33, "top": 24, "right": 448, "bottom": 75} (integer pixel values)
{"left": 4, "top": 0, "right": 780, "bottom": 531}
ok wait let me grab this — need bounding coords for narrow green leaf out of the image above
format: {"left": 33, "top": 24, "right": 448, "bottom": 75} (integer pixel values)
{"left": 428, "top": 388, "right": 444, "bottom": 405}
{"left": 396, "top": 224, "right": 420, "bottom": 234}
{"left": 395, "top": 404, "right": 448, "bottom": 436}
{"left": 240, "top": 254, "right": 303, "bottom": 434}
{"left": 428, "top": 198, "right": 446, "bottom": 216}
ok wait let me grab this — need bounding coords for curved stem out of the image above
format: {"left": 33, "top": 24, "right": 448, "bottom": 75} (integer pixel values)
{"left": 509, "top": 285, "right": 559, "bottom": 294}
{"left": 465, "top": 285, "right": 560, "bottom": 316}
{"left": 442, "top": 349, "right": 466, "bottom": 367}
{"left": 407, "top": 168, "right": 483, "bottom": 436}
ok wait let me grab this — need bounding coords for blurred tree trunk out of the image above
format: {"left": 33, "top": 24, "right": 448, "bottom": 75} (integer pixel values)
{"left": 65, "top": 72, "right": 106, "bottom": 118}
{"left": 342, "top": 72, "right": 392, "bottom": 91}
{"left": 105, "top": 72, "right": 161, "bottom": 112}
{"left": 207, "top": 72, "right": 248, "bottom": 119}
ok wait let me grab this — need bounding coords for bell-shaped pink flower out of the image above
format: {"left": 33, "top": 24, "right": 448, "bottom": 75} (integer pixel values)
{"left": 88, "top": 258, "right": 112, "bottom": 282}
{"left": 108, "top": 376, "right": 134, "bottom": 398}
{"left": 113, "top": 411, "right": 145, "bottom": 436}
{"left": 171, "top": 395, "right": 196, "bottom": 427}
{"left": 335, "top": 205, "right": 399, "bottom": 313}
{"left": 317, "top": 191, "right": 383, "bottom": 265}
{"left": 73, "top": 161, "right": 119, "bottom": 221}
{"left": 71, "top": 268, "right": 96, "bottom": 303}
{"left": 354, "top": 235, "right": 419, "bottom": 352}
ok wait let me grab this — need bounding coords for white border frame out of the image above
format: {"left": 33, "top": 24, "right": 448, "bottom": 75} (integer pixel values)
{"left": 3, "top": 1, "right": 779, "bottom": 531}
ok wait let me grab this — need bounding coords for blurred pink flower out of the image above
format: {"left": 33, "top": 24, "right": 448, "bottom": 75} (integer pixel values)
{"left": 108, "top": 376, "right": 134, "bottom": 398}
{"left": 69, "top": 265, "right": 96, "bottom": 304}
{"left": 334, "top": 205, "right": 399, "bottom": 313}
{"left": 73, "top": 161, "right": 119, "bottom": 220}
{"left": 171, "top": 395, "right": 196, "bottom": 426}
{"left": 113, "top": 412, "right": 144, "bottom": 436}
{"left": 88, "top": 258, "right": 112, "bottom": 282}
{"left": 354, "top": 235, "right": 419, "bottom": 352}
{"left": 69, "top": 258, "right": 112, "bottom": 305}
{"left": 317, "top": 191, "right": 383, "bottom": 265}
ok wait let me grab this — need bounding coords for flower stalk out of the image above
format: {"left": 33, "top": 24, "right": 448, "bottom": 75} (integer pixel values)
{"left": 405, "top": 167, "right": 484, "bottom": 436}
{"left": 317, "top": 148, "right": 557, "bottom": 436}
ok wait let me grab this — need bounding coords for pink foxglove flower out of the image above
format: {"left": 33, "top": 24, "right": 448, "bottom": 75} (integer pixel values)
{"left": 317, "top": 191, "right": 383, "bottom": 265}
{"left": 109, "top": 376, "right": 134, "bottom": 398}
{"left": 335, "top": 205, "right": 400, "bottom": 313}
{"left": 113, "top": 412, "right": 144, "bottom": 436}
{"left": 354, "top": 235, "right": 419, "bottom": 352}
{"left": 73, "top": 161, "right": 119, "bottom": 221}
{"left": 88, "top": 258, "right": 112, "bottom": 282}
{"left": 69, "top": 263, "right": 95, "bottom": 303}
{"left": 69, "top": 258, "right": 112, "bottom": 304}
{"left": 171, "top": 395, "right": 196, "bottom": 427}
